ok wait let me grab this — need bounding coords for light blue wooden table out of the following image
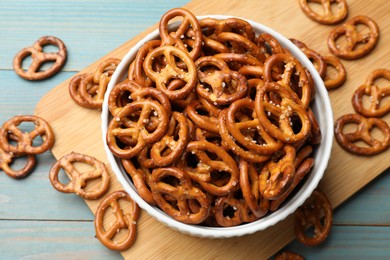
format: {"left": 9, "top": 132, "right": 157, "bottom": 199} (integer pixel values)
{"left": 0, "top": 1, "right": 389, "bottom": 259}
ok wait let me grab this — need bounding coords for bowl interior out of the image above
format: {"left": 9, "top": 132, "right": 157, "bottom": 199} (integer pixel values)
{"left": 101, "top": 15, "right": 334, "bottom": 238}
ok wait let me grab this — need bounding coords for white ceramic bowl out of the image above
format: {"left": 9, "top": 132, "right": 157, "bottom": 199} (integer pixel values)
{"left": 101, "top": 15, "right": 333, "bottom": 238}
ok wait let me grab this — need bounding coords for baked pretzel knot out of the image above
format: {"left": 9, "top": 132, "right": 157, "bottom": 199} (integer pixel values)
{"left": 128, "top": 40, "right": 161, "bottom": 88}
{"left": 150, "top": 167, "right": 211, "bottom": 224}
{"left": 69, "top": 58, "right": 121, "bottom": 109}
{"left": 121, "top": 158, "right": 156, "bottom": 205}
{"left": 95, "top": 190, "right": 140, "bottom": 251}
{"left": 0, "top": 115, "right": 54, "bottom": 155}
{"left": 143, "top": 45, "right": 197, "bottom": 100}
{"left": 290, "top": 38, "right": 327, "bottom": 79}
{"left": 322, "top": 55, "right": 346, "bottom": 90}
{"left": 196, "top": 56, "right": 248, "bottom": 106}
{"left": 255, "top": 82, "right": 311, "bottom": 143}
{"left": 295, "top": 190, "right": 333, "bottom": 246}
{"left": 0, "top": 139, "right": 36, "bottom": 179}
{"left": 290, "top": 38, "right": 346, "bottom": 90}
{"left": 181, "top": 141, "right": 240, "bottom": 196}
{"left": 106, "top": 100, "right": 169, "bottom": 158}
{"left": 263, "top": 53, "right": 312, "bottom": 109}
{"left": 334, "top": 114, "right": 390, "bottom": 155}
{"left": 218, "top": 109, "right": 270, "bottom": 163}
{"left": 214, "top": 193, "right": 257, "bottom": 227}
{"left": 259, "top": 145, "right": 296, "bottom": 200}
{"left": 328, "top": 15, "right": 379, "bottom": 60}
{"left": 352, "top": 69, "right": 390, "bottom": 117}
{"left": 13, "top": 36, "right": 67, "bottom": 80}
{"left": 150, "top": 112, "right": 189, "bottom": 166}
{"left": 199, "top": 17, "right": 255, "bottom": 42}
{"left": 226, "top": 98, "right": 283, "bottom": 155}
{"left": 185, "top": 99, "right": 219, "bottom": 133}
{"left": 299, "top": 0, "right": 348, "bottom": 25}
{"left": 108, "top": 80, "right": 171, "bottom": 117}
{"left": 271, "top": 145, "right": 314, "bottom": 212}
{"left": 159, "top": 8, "right": 202, "bottom": 61}
{"left": 49, "top": 152, "right": 110, "bottom": 200}
{"left": 79, "top": 58, "right": 121, "bottom": 109}
{"left": 239, "top": 160, "right": 269, "bottom": 218}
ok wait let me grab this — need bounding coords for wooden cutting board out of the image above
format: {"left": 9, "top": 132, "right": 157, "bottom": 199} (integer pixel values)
{"left": 34, "top": 0, "right": 390, "bottom": 258}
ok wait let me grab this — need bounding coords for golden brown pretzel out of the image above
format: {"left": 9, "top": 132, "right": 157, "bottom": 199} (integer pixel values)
{"left": 352, "top": 69, "right": 390, "bottom": 117}
{"left": 69, "top": 58, "right": 120, "bottom": 109}
{"left": 0, "top": 115, "right": 55, "bottom": 155}
{"left": 214, "top": 52, "right": 263, "bottom": 72}
{"left": 213, "top": 194, "right": 250, "bottom": 227}
{"left": 322, "top": 55, "right": 346, "bottom": 90}
{"left": 299, "top": 0, "right": 348, "bottom": 25}
{"left": 68, "top": 73, "right": 95, "bottom": 108}
{"left": 256, "top": 33, "right": 285, "bottom": 56}
{"left": 78, "top": 58, "right": 121, "bottom": 109}
{"left": 121, "top": 157, "right": 156, "bottom": 206}
{"left": 106, "top": 100, "right": 169, "bottom": 158}
{"left": 290, "top": 38, "right": 327, "bottom": 79}
{"left": 107, "top": 79, "right": 141, "bottom": 116}
{"left": 184, "top": 99, "right": 219, "bottom": 133}
{"left": 159, "top": 8, "right": 202, "bottom": 61}
{"left": 95, "top": 190, "right": 140, "bottom": 251}
{"left": 199, "top": 17, "right": 255, "bottom": 42}
{"left": 263, "top": 53, "right": 312, "bottom": 109}
{"left": 170, "top": 89, "right": 198, "bottom": 111}
{"left": 150, "top": 112, "right": 189, "bottom": 166}
{"left": 150, "top": 167, "right": 211, "bottom": 224}
{"left": 328, "top": 15, "right": 379, "bottom": 60}
{"left": 239, "top": 160, "right": 269, "bottom": 218}
{"left": 134, "top": 145, "right": 157, "bottom": 169}
{"left": 334, "top": 113, "right": 390, "bottom": 155}
{"left": 77, "top": 73, "right": 102, "bottom": 109}
{"left": 226, "top": 98, "right": 283, "bottom": 155}
{"left": 108, "top": 80, "right": 171, "bottom": 117}
{"left": 13, "top": 36, "right": 67, "bottom": 80}
{"left": 198, "top": 96, "right": 222, "bottom": 118}
{"left": 200, "top": 35, "right": 231, "bottom": 56}
{"left": 194, "top": 127, "right": 224, "bottom": 147}
{"left": 295, "top": 189, "right": 333, "bottom": 246}
{"left": 129, "top": 40, "right": 161, "bottom": 87}
{"left": 182, "top": 140, "right": 240, "bottom": 196}
{"left": 255, "top": 82, "right": 311, "bottom": 144}
{"left": 218, "top": 110, "right": 270, "bottom": 163}
{"left": 49, "top": 152, "right": 110, "bottom": 200}
{"left": 107, "top": 81, "right": 171, "bottom": 145}
{"left": 216, "top": 32, "right": 267, "bottom": 62}
{"left": 0, "top": 134, "right": 36, "bottom": 179}
{"left": 238, "top": 65, "right": 266, "bottom": 80}
{"left": 259, "top": 145, "right": 296, "bottom": 200}
{"left": 195, "top": 56, "right": 247, "bottom": 105}
{"left": 93, "top": 58, "right": 120, "bottom": 81}
{"left": 270, "top": 145, "right": 314, "bottom": 211}
{"left": 245, "top": 78, "right": 263, "bottom": 101}
{"left": 143, "top": 45, "right": 197, "bottom": 100}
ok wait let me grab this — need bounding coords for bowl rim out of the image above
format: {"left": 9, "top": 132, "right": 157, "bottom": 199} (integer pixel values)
{"left": 101, "top": 14, "right": 334, "bottom": 238}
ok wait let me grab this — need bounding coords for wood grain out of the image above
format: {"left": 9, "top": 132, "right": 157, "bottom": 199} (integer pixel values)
{"left": 283, "top": 225, "right": 390, "bottom": 258}
{"left": 0, "top": 0, "right": 189, "bottom": 71}
{"left": 0, "top": 71, "right": 75, "bottom": 123}
{"left": 0, "top": 220, "right": 121, "bottom": 259}
{"left": 33, "top": 0, "right": 389, "bottom": 258}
